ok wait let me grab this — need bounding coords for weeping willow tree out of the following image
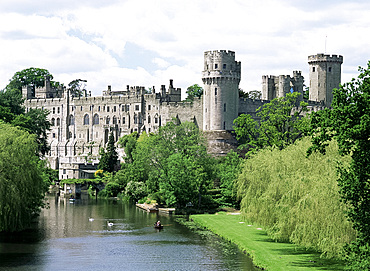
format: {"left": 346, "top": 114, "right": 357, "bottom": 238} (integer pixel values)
{"left": 236, "top": 137, "right": 356, "bottom": 258}
{"left": 0, "top": 122, "right": 47, "bottom": 232}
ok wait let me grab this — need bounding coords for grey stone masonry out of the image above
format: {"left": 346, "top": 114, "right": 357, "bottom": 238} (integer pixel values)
{"left": 202, "top": 50, "right": 241, "bottom": 131}
{"left": 308, "top": 53, "right": 343, "bottom": 107}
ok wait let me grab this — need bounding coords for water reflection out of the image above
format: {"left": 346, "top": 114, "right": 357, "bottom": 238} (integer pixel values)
{"left": 0, "top": 195, "right": 256, "bottom": 271}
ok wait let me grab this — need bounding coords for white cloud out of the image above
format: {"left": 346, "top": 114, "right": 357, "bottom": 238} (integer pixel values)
{"left": 1, "top": 0, "right": 370, "bottom": 96}
{"left": 152, "top": 58, "right": 170, "bottom": 69}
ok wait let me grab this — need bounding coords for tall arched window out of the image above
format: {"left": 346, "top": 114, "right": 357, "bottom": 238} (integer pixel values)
{"left": 51, "top": 118, "right": 55, "bottom": 126}
{"left": 113, "top": 116, "right": 117, "bottom": 124}
{"left": 84, "top": 114, "right": 89, "bottom": 125}
{"left": 57, "top": 118, "right": 60, "bottom": 126}
{"left": 106, "top": 116, "right": 110, "bottom": 125}
{"left": 93, "top": 114, "right": 99, "bottom": 125}
{"left": 148, "top": 115, "right": 151, "bottom": 124}
{"left": 69, "top": 115, "right": 75, "bottom": 125}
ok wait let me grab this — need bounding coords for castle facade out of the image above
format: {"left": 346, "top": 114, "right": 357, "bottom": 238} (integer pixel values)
{"left": 23, "top": 50, "right": 343, "bottom": 179}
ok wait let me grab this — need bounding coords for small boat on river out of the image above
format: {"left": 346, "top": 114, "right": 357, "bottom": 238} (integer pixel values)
{"left": 154, "top": 221, "right": 163, "bottom": 229}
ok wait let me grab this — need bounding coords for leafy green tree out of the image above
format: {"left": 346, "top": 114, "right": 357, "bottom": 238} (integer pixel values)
{"left": 118, "top": 131, "right": 139, "bottom": 163}
{"left": 216, "top": 150, "right": 242, "bottom": 208}
{"left": 0, "top": 88, "right": 24, "bottom": 116}
{"left": 234, "top": 92, "right": 309, "bottom": 153}
{"left": 98, "top": 132, "right": 119, "bottom": 173}
{"left": 1, "top": 68, "right": 54, "bottom": 156}
{"left": 151, "top": 121, "right": 214, "bottom": 207}
{"left": 11, "top": 108, "right": 51, "bottom": 155}
{"left": 303, "top": 86, "right": 309, "bottom": 100}
{"left": 159, "top": 152, "right": 209, "bottom": 207}
{"left": 184, "top": 84, "right": 203, "bottom": 101}
{"left": 125, "top": 181, "right": 148, "bottom": 201}
{"left": 239, "top": 88, "right": 249, "bottom": 98}
{"left": 0, "top": 122, "right": 48, "bottom": 232}
{"left": 308, "top": 63, "right": 370, "bottom": 269}
{"left": 5, "top": 67, "right": 59, "bottom": 92}
{"left": 68, "top": 79, "right": 87, "bottom": 98}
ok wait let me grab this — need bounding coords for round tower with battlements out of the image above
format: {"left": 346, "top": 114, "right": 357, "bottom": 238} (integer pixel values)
{"left": 308, "top": 53, "right": 343, "bottom": 107}
{"left": 202, "top": 50, "right": 241, "bottom": 131}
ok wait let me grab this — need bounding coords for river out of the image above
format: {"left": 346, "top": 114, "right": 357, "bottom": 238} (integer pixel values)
{"left": 0, "top": 195, "right": 256, "bottom": 271}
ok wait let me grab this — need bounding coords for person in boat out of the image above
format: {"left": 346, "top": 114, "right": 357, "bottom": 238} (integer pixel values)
{"left": 156, "top": 220, "right": 161, "bottom": 227}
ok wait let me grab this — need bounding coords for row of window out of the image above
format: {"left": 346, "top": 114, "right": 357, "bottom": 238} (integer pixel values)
{"left": 51, "top": 114, "right": 160, "bottom": 127}
{"left": 312, "top": 67, "right": 332, "bottom": 72}
{"left": 51, "top": 104, "right": 156, "bottom": 115}
{"left": 75, "top": 104, "right": 155, "bottom": 112}
{"left": 207, "top": 64, "right": 230, "bottom": 70}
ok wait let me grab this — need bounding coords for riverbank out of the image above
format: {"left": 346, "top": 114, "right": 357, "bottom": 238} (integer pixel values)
{"left": 190, "top": 212, "right": 345, "bottom": 271}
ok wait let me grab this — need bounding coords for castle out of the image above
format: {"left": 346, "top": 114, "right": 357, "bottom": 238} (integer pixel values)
{"left": 23, "top": 50, "right": 343, "bottom": 180}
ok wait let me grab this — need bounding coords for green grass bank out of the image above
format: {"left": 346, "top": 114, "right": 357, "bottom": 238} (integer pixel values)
{"left": 190, "top": 212, "right": 345, "bottom": 271}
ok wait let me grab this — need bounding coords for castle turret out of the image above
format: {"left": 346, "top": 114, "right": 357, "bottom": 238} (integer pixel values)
{"left": 202, "top": 50, "right": 241, "bottom": 131}
{"left": 308, "top": 53, "right": 343, "bottom": 107}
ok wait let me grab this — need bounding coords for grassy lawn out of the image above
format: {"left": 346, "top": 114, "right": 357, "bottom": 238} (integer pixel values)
{"left": 190, "top": 212, "right": 345, "bottom": 271}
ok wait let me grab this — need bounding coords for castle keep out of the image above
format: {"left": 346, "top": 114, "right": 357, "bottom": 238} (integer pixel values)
{"left": 23, "top": 50, "right": 343, "bottom": 179}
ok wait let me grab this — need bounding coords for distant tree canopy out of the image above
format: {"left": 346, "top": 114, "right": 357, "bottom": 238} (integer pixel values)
{"left": 239, "top": 89, "right": 262, "bottom": 99}
{"left": 234, "top": 92, "right": 309, "bottom": 154}
{"left": 68, "top": 79, "right": 87, "bottom": 98}
{"left": 5, "top": 67, "right": 60, "bottom": 92}
{"left": 247, "top": 90, "right": 262, "bottom": 100}
{"left": 184, "top": 84, "right": 203, "bottom": 101}
{"left": 239, "top": 88, "right": 249, "bottom": 98}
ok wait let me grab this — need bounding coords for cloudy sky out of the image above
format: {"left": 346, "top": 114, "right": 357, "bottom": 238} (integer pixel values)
{"left": 1, "top": 0, "right": 370, "bottom": 97}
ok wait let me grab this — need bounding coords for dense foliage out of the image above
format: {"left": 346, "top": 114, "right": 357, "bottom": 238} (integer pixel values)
{"left": 68, "top": 79, "right": 87, "bottom": 98}
{"left": 98, "top": 132, "right": 119, "bottom": 172}
{"left": 308, "top": 62, "right": 370, "bottom": 269}
{"left": 234, "top": 92, "right": 309, "bottom": 154}
{"left": 236, "top": 137, "right": 355, "bottom": 258}
{"left": 0, "top": 122, "right": 49, "bottom": 232}
{"left": 98, "top": 121, "right": 241, "bottom": 208}
{"left": 1, "top": 68, "right": 52, "bottom": 156}
{"left": 184, "top": 84, "right": 203, "bottom": 102}
{"left": 5, "top": 67, "right": 59, "bottom": 92}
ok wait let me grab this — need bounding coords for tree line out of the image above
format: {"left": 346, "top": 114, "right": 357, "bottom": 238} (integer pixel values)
{"left": 2, "top": 65, "right": 370, "bottom": 269}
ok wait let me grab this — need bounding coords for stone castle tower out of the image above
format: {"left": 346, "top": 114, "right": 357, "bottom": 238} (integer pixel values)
{"left": 262, "top": 71, "right": 304, "bottom": 101}
{"left": 308, "top": 53, "right": 343, "bottom": 107}
{"left": 202, "top": 50, "right": 241, "bottom": 131}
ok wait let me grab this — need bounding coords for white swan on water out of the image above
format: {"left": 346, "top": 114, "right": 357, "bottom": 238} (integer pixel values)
{"left": 107, "top": 222, "right": 114, "bottom": 227}
{"left": 89, "top": 217, "right": 94, "bottom": 222}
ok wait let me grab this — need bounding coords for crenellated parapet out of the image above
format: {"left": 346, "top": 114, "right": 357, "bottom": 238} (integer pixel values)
{"left": 202, "top": 50, "right": 241, "bottom": 82}
{"left": 308, "top": 54, "right": 343, "bottom": 64}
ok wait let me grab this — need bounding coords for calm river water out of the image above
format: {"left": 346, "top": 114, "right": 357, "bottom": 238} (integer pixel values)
{"left": 0, "top": 195, "right": 256, "bottom": 271}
